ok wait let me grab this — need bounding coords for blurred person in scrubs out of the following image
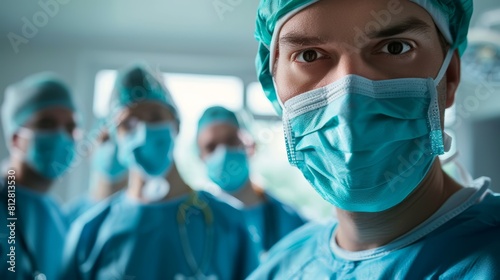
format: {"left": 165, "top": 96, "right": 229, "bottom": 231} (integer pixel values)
{"left": 60, "top": 65, "right": 258, "bottom": 279}
{"left": 64, "top": 126, "right": 128, "bottom": 223}
{"left": 249, "top": 0, "right": 500, "bottom": 279}
{"left": 197, "top": 106, "right": 306, "bottom": 260}
{"left": 0, "top": 73, "right": 79, "bottom": 280}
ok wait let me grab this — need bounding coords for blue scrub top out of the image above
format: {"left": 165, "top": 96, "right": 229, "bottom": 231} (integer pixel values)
{"left": 248, "top": 178, "right": 500, "bottom": 280}
{"left": 60, "top": 190, "right": 259, "bottom": 280}
{"left": 63, "top": 196, "right": 96, "bottom": 224}
{"left": 244, "top": 192, "right": 306, "bottom": 260}
{"left": 0, "top": 180, "right": 67, "bottom": 280}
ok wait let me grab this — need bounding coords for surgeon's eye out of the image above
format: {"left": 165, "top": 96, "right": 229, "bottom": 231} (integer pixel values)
{"left": 295, "top": 49, "right": 325, "bottom": 63}
{"left": 206, "top": 143, "right": 216, "bottom": 154}
{"left": 118, "top": 117, "right": 139, "bottom": 132}
{"left": 381, "top": 41, "right": 413, "bottom": 55}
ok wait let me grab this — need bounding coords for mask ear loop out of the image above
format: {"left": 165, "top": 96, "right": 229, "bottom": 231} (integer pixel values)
{"left": 274, "top": 79, "right": 285, "bottom": 109}
{"left": 428, "top": 49, "right": 455, "bottom": 155}
{"left": 434, "top": 49, "right": 455, "bottom": 86}
{"left": 443, "top": 132, "right": 452, "bottom": 152}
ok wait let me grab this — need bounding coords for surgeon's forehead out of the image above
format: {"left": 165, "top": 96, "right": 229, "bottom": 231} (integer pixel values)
{"left": 199, "top": 122, "right": 239, "bottom": 142}
{"left": 278, "top": 0, "right": 436, "bottom": 47}
{"left": 128, "top": 101, "right": 174, "bottom": 119}
{"left": 26, "top": 107, "right": 76, "bottom": 127}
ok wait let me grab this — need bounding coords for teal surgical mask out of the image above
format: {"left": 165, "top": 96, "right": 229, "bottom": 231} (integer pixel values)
{"left": 282, "top": 50, "right": 455, "bottom": 212}
{"left": 117, "top": 121, "right": 176, "bottom": 178}
{"left": 17, "top": 127, "right": 76, "bottom": 179}
{"left": 205, "top": 145, "right": 250, "bottom": 192}
{"left": 91, "top": 141, "right": 127, "bottom": 182}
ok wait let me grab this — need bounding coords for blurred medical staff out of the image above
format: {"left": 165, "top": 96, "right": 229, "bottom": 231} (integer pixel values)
{"left": 197, "top": 106, "right": 306, "bottom": 260}
{"left": 248, "top": 0, "right": 500, "bottom": 278}
{"left": 64, "top": 127, "right": 128, "bottom": 224}
{"left": 0, "top": 73, "right": 78, "bottom": 280}
{"left": 60, "top": 65, "right": 258, "bottom": 279}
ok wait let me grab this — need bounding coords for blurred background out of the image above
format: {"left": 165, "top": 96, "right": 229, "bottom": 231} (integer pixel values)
{"left": 0, "top": 0, "right": 499, "bottom": 220}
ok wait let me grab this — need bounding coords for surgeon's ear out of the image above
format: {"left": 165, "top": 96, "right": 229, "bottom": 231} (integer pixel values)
{"left": 11, "top": 133, "right": 27, "bottom": 153}
{"left": 239, "top": 130, "right": 256, "bottom": 157}
{"left": 445, "top": 50, "right": 461, "bottom": 108}
{"left": 11, "top": 134, "right": 19, "bottom": 150}
{"left": 247, "top": 141, "right": 257, "bottom": 157}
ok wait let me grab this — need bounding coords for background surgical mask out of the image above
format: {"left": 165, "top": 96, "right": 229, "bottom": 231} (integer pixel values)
{"left": 117, "top": 121, "right": 176, "bottom": 178}
{"left": 17, "top": 127, "right": 76, "bottom": 179}
{"left": 205, "top": 145, "right": 250, "bottom": 192}
{"left": 91, "top": 141, "right": 127, "bottom": 182}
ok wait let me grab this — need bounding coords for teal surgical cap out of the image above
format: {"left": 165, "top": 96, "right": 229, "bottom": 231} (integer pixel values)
{"left": 255, "top": 0, "right": 474, "bottom": 115}
{"left": 109, "top": 65, "right": 179, "bottom": 124}
{"left": 1, "top": 73, "right": 75, "bottom": 145}
{"left": 197, "top": 106, "right": 240, "bottom": 138}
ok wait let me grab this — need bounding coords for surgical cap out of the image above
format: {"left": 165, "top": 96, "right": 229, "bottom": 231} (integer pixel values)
{"left": 197, "top": 106, "right": 240, "bottom": 138}
{"left": 1, "top": 73, "right": 75, "bottom": 145}
{"left": 109, "top": 65, "right": 179, "bottom": 124}
{"left": 255, "top": 0, "right": 473, "bottom": 115}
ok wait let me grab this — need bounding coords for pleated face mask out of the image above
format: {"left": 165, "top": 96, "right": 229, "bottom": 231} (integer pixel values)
{"left": 205, "top": 145, "right": 250, "bottom": 192}
{"left": 16, "top": 127, "right": 76, "bottom": 179}
{"left": 117, "top": 121, "right": 176, "bottom": 178}
{"left": 282, "top": 50, "right": 454, "bottom": 212}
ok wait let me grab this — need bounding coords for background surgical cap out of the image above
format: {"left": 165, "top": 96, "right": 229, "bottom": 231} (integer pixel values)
{"left": 197, "top": 106, "right": 240, "bottom": 139}
{"left": 1, "top": 73, "right": 75, "bottom": 145}
{"left": 109, "top": 65, "right": 179, "bottom": 125}
{"left": 254, "top": 0, "right": 474, "bottom": 115}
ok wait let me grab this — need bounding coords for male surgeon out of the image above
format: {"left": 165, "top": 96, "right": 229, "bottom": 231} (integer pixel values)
{"left": 0, "top": 73, "right": 79, "bottom": 280}
{"left": 249, "top": 0, "right": 500, "bottom": 278}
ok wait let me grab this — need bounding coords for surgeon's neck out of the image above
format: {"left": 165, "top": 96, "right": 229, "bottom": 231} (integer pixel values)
{"left": 127, "top": 163, "right": 192, "bottom": 203}
{"left": 91, "top": 176, "right": 128, "bottom": 201}
{"left": 231, "top": 180, "right": 265, "bottom": 207}
{"left": 7, "top": 158, "right": 52, "bottom": 193}
{"left": 334, "top": 159, "right": 462, "bottom": 251}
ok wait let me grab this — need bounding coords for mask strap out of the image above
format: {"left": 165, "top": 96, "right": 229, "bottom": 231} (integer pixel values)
{"left": 443, "top": 132, "right": 452, "bottom": 152}
{"left": 272, "top": 78, "right": 285, "bottom": 109}
{"left": 434, "top": 49, "right": 455, "bottom": 85}
{"left": 429, "top": 49, "right": 455, "bottom": 155}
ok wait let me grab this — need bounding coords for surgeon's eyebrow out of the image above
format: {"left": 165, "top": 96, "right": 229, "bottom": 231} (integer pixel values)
{"left": 279, "top": 32, "right": 329, "bottom": 48}
{"left": 367, "top": 17, "right": 432, "bottom": 38}
{"left": 279, "top": 17, "right": 432, "bottom": 48}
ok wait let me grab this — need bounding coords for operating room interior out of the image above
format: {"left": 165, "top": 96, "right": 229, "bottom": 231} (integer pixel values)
{"left": 0, "top": 0, "right": 499, "bottom": 221}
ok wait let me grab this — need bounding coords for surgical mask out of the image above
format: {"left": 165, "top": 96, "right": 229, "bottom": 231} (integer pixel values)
{"left": 282, "top": 50, "right": 455, "bottom": 212}
{"left": 91, "top": 141, "right": 127, "bottom": 182}
{"left": 17, "top": 128, "right": 76, "bottom": 179}
{"left": 117, "top": 121, "right": 176, "bottom": 178}
{"left": 205, "top": 145, "right": 250, "bottom": 192}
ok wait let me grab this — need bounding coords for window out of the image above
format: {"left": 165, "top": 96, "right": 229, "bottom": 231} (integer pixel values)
{"left": 164, "top": 73, "right": 244, "bottom": 189}
{"left": 93, "top": 70, "right": 117, "bottom": 119}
